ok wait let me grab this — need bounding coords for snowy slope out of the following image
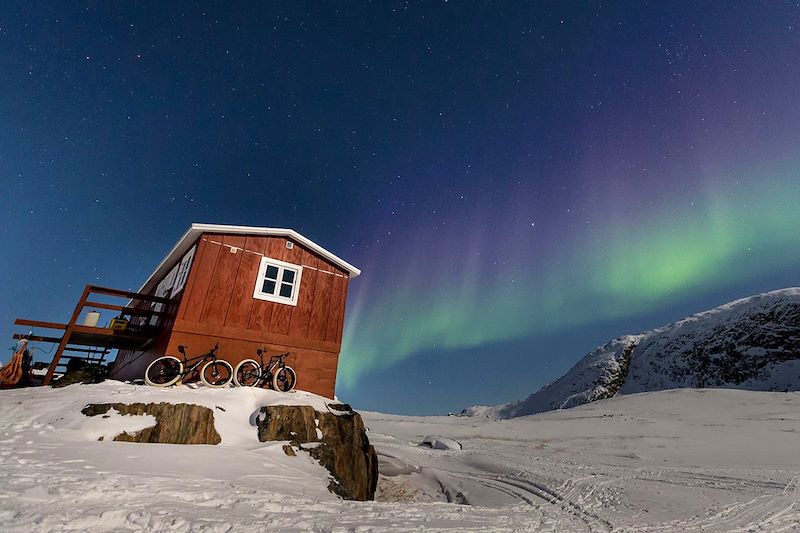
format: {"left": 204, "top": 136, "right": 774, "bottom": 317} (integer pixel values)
{"left": 367, "top": 389, "right": 800, "bottom": 532}
{"left": 462, "top": 334, "right": 643, "bottom": 418}
{"left": 2, "top": 384, "right": 798, "bottom": 531}
{"left": 465, "top": 288, "right": 800, "bottom": 419}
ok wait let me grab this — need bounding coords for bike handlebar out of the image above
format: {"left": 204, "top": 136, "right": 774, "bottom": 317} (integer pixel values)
{"left": 255, "top": 348, "right": 290, "bottom": 362}
{"left": 177, "top": 343, "right": 219, "bottom": 357}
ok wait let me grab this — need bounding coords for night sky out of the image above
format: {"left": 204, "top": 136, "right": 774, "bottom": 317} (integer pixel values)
{"left": 2, "top": 2, "right": 799, "bottom": 414}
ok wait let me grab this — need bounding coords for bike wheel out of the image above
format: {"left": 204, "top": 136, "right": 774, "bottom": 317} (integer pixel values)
{"left": 233, "top": 359, "right": 261, "bottom": 387}
{"left": 272, "top": 365, "right": 297, "bottom": 392}
{"left": 200, "top": 360, "right": 233, "bottom": 387}
{"left": 144, "top": 356, "right": 183, "bottom": 387}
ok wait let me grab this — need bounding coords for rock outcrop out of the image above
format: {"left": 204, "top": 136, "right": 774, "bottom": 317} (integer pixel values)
{"left": 80, "top": 399, "right": 377, "bottom": 500}
{"left": 257, "top": 404, "right": 318, "bottom": 442}
{"left": 82, "top": 402, "right": 221, "bottom": 444}
{"left": 257, "top": 403, "right": 378, "bottom": 501}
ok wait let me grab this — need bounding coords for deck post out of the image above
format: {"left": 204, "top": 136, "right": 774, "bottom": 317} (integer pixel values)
{"left": 42, "top": 285, "right": 91, "bottom": 386}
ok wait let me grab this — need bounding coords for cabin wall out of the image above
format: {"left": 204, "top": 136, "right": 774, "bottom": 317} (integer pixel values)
{"left": 176, "top": 233, "right": 349, "bottom": 345}
{"left": 165, "top": 331, "right": 339, "bottom": 398}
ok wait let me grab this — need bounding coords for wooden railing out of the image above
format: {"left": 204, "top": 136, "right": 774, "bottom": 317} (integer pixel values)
{"left": 14, "top": 285, "right": 171, "bottom": 385}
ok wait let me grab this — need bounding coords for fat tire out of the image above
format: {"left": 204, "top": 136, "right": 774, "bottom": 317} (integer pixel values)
{"left": 272, "top": 365, "right": 297, "bottom": 392}
{"left": 144, "top": 356, "right": 183, "bottom": 387}
{"left": 200, "top": 360, "right": 234, "bottom": 387}
{"left": 234, "top": 359, "right": 261, "bottom": 387}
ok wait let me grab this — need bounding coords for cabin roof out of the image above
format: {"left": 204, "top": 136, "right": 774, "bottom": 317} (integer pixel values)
{"left": 138, "top": 223, "right": 361, "bottom": 294}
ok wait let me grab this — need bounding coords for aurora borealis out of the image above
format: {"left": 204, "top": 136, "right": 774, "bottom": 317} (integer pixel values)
{"left": 1, "top": 2, "right": 799, "bottom": 413}
{"left": 333, "top": 2, "right": 800, "bottom": 411}
{"left": 340, "top": 158, "right": 800, "bottom": 397}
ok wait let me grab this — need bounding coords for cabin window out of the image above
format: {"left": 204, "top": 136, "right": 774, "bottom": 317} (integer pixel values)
{"left": 253, "top": 257, "right": 302, "bottom": 306}
{"left": 149, "top": 264, "right": 178, "bottom": 326}
{"left": 171, "top": 245, "right": 196, "bottom": 297}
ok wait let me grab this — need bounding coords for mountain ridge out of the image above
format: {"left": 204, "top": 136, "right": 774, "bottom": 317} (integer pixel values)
{"left": 463, "top": 287, "right": 800, "bottom": 418}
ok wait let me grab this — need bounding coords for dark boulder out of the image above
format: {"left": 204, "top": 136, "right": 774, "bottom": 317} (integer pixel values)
{"left": 257, "top": 404, "right": 378, "bottom": 501}
{"left": 257, "top": 404, "right": 318, "bottom": 443}
{"left": 82, "top": 402, "right": 221, "bottom": 444}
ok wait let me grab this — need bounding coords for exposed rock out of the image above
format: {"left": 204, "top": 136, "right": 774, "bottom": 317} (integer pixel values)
{"left": 623, "top": 295, "right": 800, "bottom": 391}
{"left": 282, "top": 444, "right": 297, "bottom": 456}
{"left": 82, "top": 402, "right": 221, "bottom": 444}
{"left": 309, "top": 409, "right": 379, "bottom": 501}
{"left": 257, "top": 404, "right": 318, "bottom": 443}
{"left": 591, "top": 340, "right": 638, "bottom": 402}
{"left": 80, "top": 399, "right": 376, "bottom": 499}
{"left": 257, "top": 404, "right": 379, "bottom": 501}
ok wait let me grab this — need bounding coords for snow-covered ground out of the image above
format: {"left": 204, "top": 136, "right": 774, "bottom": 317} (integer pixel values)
{"left": 1, "top": 383, "right": 798, "bottom": 531}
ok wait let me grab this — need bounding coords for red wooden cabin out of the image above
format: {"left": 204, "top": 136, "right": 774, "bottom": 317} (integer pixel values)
{"left": 14, "top": 224, "right": 360, "bottom": 398}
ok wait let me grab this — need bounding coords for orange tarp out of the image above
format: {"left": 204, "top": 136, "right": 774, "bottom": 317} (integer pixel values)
{"left": 0, "top": 340, "right": 27, "bottom": 387}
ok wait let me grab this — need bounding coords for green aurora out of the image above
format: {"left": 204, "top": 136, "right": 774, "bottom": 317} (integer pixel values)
{"left": 339, "top": 161, "right": 800, "bottom": 391}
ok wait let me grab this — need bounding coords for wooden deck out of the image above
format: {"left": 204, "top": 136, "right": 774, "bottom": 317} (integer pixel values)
{"left": 13, "top": 285, "right": 170, "bottom": 385}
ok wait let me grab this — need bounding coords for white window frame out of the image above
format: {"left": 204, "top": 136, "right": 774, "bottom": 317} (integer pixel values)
{"left": 150, "top": 264, "right": 178, "bottom": 326}
{"left": 253, "top": 256, "right": 303, "bottom": 306}
{"left": 171, "top": 245, "right": 196, "bottom": 297}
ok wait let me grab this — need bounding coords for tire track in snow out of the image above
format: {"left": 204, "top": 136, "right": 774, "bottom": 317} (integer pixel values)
{"left": 636, "top": 474, "right": 800, "bottom": 532}
{"left": 442, "top": 470, "right": 614, "bottom": 532}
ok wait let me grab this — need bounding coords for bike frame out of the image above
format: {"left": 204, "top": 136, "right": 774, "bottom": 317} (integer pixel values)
{"left": 177, "top": 344, "right": 222, "bottom": 381}
{"left": 255, "top": 349, "right": 290, "bottom": 383}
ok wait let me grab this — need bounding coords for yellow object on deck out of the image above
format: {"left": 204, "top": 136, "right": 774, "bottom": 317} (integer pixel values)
{"left": 109, "top": 317, "right": 129, "bottom": 331}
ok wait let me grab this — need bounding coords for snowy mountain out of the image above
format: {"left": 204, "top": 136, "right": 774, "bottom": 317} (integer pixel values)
{"left": 464, "top": 288, "right": 800, "bottom": 418}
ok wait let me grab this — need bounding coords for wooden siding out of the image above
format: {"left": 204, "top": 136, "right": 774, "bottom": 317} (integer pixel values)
{"left": 181, "top": 237, "right": 220, "bottom": 323}
{"left": 165, "top": 330, "right": 339, "bottom": 399}
{"left": 224, "top": 236, "right": 266, "bottom": 329}
{"left": 178, "top": 234, "right": 349, "bottom": 344}
{"left": 200, "top": 235, "right": 247, "bottom": 324}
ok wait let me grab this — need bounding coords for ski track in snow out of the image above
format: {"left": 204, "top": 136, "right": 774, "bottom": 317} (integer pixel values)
{"left": 366, "top": 387, "right": 800, "bottom": 532}
{"left": 0, "top": 383, "right": 799, "bottom": 531}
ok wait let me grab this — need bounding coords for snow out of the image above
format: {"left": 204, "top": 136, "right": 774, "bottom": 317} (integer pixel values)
{"left": 367, "top": 388, "right": 800, "bottom": 530}
{"left": 1, "top": 382, "right": 798, "bottom": 531}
